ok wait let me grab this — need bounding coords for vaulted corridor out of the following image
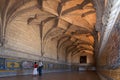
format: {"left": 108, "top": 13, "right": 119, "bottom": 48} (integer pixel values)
{"left": 0, "top": 0, "right": 120, "bottom": 80}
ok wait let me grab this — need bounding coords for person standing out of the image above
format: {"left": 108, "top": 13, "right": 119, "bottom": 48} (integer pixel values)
{"left": 37, "top": 61, "right": 43, "bottom": 76}
{"left": 33, "top": 62, "right": 38, "bottom": 76}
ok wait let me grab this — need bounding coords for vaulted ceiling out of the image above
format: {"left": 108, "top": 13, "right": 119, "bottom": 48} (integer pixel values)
{"left": 0, "top": 0, "right": 96, "bottom": 59}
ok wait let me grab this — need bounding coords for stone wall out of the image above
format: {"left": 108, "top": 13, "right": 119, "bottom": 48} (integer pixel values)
{"left": 97, "top": 20, "right": 120, "bottom": 80}
{"left": 1, "top": 17, "right": 64, "bottom": 61}
{"left": 4, "top": 17, "right": 41, "bottom": 59}
{"left": 72, "top": 53, "right": 94, "bottom": 65}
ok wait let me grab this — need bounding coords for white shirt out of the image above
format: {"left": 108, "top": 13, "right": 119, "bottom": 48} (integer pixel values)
{"left": 39, "top": 62, "right": 43, "bottom": 67}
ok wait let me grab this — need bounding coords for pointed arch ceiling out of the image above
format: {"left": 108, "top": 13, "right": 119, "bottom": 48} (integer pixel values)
{"left": 0, "top": 0, "right": 96, "bottom": 58}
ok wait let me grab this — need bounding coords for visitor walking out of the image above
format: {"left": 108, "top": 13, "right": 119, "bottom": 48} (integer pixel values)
{"left": 37, "top": 61, "right": 43, "bottom": 76}
{"left": 33, "top": 62, "right": 38, "bottom": 76}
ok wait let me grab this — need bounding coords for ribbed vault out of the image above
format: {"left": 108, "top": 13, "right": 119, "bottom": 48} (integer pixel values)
{"left": 0, "top": 0, "right": 96, "bottom": 63}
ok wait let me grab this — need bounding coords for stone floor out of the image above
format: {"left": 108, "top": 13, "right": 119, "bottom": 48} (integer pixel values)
{"left": 0, "top": 71, "right": 100, "bottom": 80}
